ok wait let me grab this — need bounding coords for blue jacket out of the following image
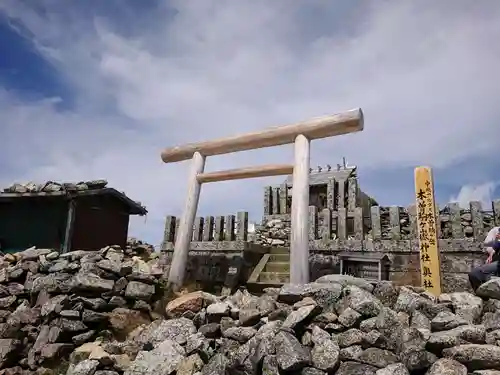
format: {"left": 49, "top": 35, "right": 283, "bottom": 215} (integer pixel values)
{"left": 485, "top": 239, "right": 500, "bottom": 252}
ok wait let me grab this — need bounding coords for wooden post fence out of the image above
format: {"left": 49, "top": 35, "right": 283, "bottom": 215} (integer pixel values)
{"left": 161, "top": 108, "right": 365, "bottom": 290}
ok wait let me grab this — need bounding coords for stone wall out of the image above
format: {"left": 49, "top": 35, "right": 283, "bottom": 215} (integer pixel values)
{"left": 255, "top": 199, "right": 500, "bottom": 292}
{"left": 160, "top": 212, "right": 266, "bottom": 292}
{"left": 162, "top": 200, "right": 500, "bottom": 292}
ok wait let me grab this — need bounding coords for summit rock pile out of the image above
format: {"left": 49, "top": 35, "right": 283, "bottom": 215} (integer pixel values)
{"left": 65, "top": 274, "right": 500, "bottom": 375}
{"left": 4, "top": 246, "right": 500, "bottom": 375}
{"left": 0, "top": 239, "right": 167, "bottom": 374}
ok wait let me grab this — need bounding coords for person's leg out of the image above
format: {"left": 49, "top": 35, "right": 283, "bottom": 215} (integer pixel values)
{"left": 469, "top": 261, "right": 499, "bottom": 291}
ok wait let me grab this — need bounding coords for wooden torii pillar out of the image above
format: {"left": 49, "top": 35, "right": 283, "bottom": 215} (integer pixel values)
{"left": 161, "top": 108, "right": 364, "bottom": 290}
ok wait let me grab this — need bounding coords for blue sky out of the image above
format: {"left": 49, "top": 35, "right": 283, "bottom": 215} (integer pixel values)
{"left": 0, "top": 0, "right": 499, "bottom": 246}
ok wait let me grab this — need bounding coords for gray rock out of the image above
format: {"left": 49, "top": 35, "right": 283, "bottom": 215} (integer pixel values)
{"left": 282, "top": 304, "right": 317, "bottom": 329}
{"left": 448, "top": 292, "right": 483, "bottom": 324}
{"left": 71, "top": 273, "right": 114, "bottom": 293}
{"left": 482, "top": 312, "right": 500, "bottom": 332}
{"left": 401, "top": 350, "right": 437, "bottom": 372}
{"left": 67, "top": 359, "right": 99, "bottom": 375}
{"left": 337, "top": 328, "right": 364, "bottom": 348}
{"left": 0, "top": 338, "right": 20, "bottom": 368}
{"left": 134, "top": 318, "right": 196, "bottom": 347}
{"left": 426, "top": 358, "right": 467, "bottom": 375}
{"left": 339, "top": 345, "right": 363, "bottom": 361}
{"left": 176, "top": 354, "right": 204, "bottom": 375}
{"left": 431, "top": 311, "right": 468, "bottom": 331}
{"left": 17, "top": 248, "right": 52, "bottom": 261}
{"left": 262, "top": 355, "right": 280, "bottom": 374}
{"left": 443, "top": 344, "right": 500, "bottom": 371}
{"left": 335, "top": 361, "right": 377, "bottom": 375}
{"left": 315, "top": 274, "right": 374, "bottom": 292}
{"left": 60, "top": 310, "right": 80, "bottom": 319}
{"left": 274, "top": 330, "right": 311, "bottom": 372}
{"left": 125, "top": 339, "right": 184, "bottom": 375}
{"left": 340, "top": 286, "right": 382, "bottom": 317}
{"left": 375, "top": 363, "right": 409, "bottom": 375}
{"left": 338, "top": 307, "right": 362, "bottom": 328}
{"left": 373, "top": 281, "right": 399, "bottom": 308}
{"left": 97, "top": 259, "right": 121, "bottom": 274}
{"left": 48, "top": 260, "right": 70, "bottom": 273}
{"left": 310, "top": 334, "right": 339, "bottom": 372}
{"left": 410, "top": 310, "right": 431, "bottom": 331}
{"left": 301, "top": 367, "right": 326, "bottom": 375}
{"left": 201, "top": 353, "right": 228, "bottom": 375}
{"left": 477, "top": 279, "right": 500, "bottom": 300}
{"left": 427, "top": 325, "right": 486, "bottom": 353}
{"left": 206, "top": 302, "right": 230, "bottom": 319}
{"left": 358, "top": 347, "right": 399, "bottom": 368}
{"left": 124, "top": 281, "right": 155, "bottom": 301}
{"left": 278, "top": 283, "right": 342, "bottom": 305}
{"left": 393, "top": 287, "right": 426, "bottom": 314}
{"left": 222, "top": 327, "right": 256, "bottom": 343}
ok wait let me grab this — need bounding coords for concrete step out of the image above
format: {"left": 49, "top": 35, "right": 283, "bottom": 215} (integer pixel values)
{"left": 258, "top": 271, "right": 290, "bottom": 283}
{"left": 264, "top": 261, "right": 290, "bottom": 273}
{"left": 269, "top": 247, "right": 290, "bottom": 254}
{"left": 269, "top": 253, "right": 290, "bottom": 262}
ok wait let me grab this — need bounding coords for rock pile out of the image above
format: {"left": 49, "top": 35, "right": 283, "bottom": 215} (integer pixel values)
{"left": 0, "top": 239, "right": 167, "bottom": 374}
{"left": 254, "top": 218, "right": 291, "bottom": 247}
{"left": 63, "top": 274, "right": 500, "bottom": 375}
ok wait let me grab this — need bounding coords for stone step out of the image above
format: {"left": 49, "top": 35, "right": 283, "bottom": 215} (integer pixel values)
{"left": 264, "top": 261, "right": 290, "bottom": 273}
{"left": 269, "top": 253, "right": 290, "bottom": 262}
{"left": 269, "top": 247, "right": 290, "bottom": 254}
{"left": 258, "top": 271, "right": 290, "bottom": 283}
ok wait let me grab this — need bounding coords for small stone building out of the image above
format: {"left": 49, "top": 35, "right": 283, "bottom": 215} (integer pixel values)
{"left": 0, "top": 180, "right": 147, "bottom": 253}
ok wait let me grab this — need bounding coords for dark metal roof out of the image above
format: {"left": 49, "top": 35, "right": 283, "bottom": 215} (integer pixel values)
{"left": 0, "top": 183, "right": 147, "bottom": 216}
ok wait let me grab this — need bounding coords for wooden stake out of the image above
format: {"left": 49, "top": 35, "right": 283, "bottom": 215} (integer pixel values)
{"left": 167, "top": 152, "right": 206, "bottom": 290}
{"left": 290, "top": 134, "right": 310, "bottom": 284}
{"left": 414, "top": 166, "right": 442, "bottom": 295}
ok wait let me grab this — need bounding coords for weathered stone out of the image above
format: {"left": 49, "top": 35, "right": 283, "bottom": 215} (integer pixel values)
{"left": 315, "top": 274, "right": 374, "bottom": 292}
{"left": 431, "top": 311, "right": 468, "bottom": 331}
{"left": 477, "top": 279, "right": 500, "bottom": 300}
{"left": 427, "top": 324, "right": 486, "bottom": 353}
{"left": 375, "top": 363, "right": 409, "bottom": 375}
{"left": 71, "top": 274, "right": 114, "bottom": 293}
{"left": 358, "top": 347, "right": 399, "bottom": 368}
{"left": 448, "top": 292, "right": 483, "bottom": 323}
{"left": 426, "top": 358, "right": 467, "bottom": 375}
{"left": 335, "top": 361, "right": 377, "bottom": 375}
{"left": 282, "top": 304, "right": 318, "bottom": 329}
{"left": 274, "top": 331, "right": 311, "bottom": 372}
{"left": 133, "top": 317, "right": 196, "bottom": 347}
{"left": 107, "top": 308, "right": 150, "bottom": 337}
{"left": 443, "top": 344, "right": 500, "bottom": 371}
{"left": 0, "top": 339, "right": 20, "bottom": 368}
{"left": 124, "top": 281, "right": 154, "bottom": 301}
{"left": 67, "top": 359, "right": 99, "bottom": 375}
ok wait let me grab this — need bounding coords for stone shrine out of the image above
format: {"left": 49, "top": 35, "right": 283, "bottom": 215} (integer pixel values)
{"left": 161, "top": 162, "right": 500, "bottom": 294}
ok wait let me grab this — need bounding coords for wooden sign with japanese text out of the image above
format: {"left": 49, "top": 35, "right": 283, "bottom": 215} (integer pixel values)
{"left": 415, "top": 166, "right": 442, "bottom": 295}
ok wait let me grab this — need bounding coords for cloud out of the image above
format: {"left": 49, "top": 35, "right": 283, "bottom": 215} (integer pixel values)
{"left": 0, "top": 0, "right": 499, "bottom": 245}
{"left": 450, "top": 182, "right": 499, "bottom": 209}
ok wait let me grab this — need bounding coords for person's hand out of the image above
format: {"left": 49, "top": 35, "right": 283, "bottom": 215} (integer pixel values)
{"left": 487, "top": 253, "right": 494, "bottom": 264}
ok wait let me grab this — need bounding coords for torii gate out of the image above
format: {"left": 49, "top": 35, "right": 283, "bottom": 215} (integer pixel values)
{"left": 161, "top": 108, "right": 364, "bottom": 290}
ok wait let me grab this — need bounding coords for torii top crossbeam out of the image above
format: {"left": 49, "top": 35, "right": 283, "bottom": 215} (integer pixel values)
{"left": 161, "top": 109, "right": 363, "bottom": 163}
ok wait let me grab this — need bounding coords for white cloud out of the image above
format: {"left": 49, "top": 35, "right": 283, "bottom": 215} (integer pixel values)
{"left": 450, "top": 182, "right": 499, "bottom": 209}
{"left": 0, "top": 1, "right": 499, "bottom": 245}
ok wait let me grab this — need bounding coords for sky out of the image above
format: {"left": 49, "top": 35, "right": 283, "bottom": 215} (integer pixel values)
{"left": 0, "top": 0, "right": 499, "bottom": 246}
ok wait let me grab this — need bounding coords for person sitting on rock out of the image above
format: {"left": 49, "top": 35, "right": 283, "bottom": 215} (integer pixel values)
{"left": 468, "top": 226, "right": 500, "bottom": 292}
